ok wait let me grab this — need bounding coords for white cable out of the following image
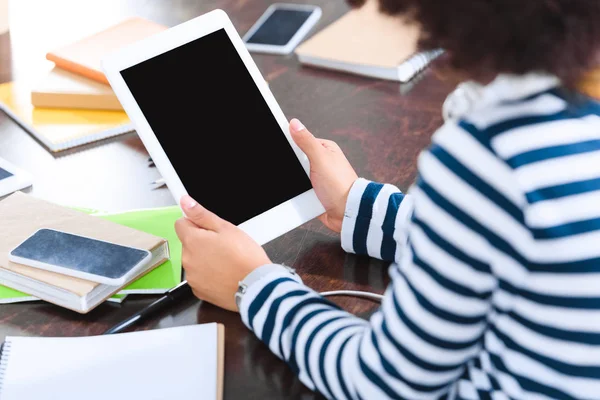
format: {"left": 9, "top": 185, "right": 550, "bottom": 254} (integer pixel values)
{"left": 320, "top": 290, "right": 383, "bottom": 303}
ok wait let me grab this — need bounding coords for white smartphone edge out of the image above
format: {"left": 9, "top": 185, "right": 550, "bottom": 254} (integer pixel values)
{"left": 0, "top": 155, "right": 33, "bottom": 198}
{"left": 243, "top": 3, "right": 322, "bottom": 55}
{"left": 7, "top": 228, "right": 152, "bottom": 287}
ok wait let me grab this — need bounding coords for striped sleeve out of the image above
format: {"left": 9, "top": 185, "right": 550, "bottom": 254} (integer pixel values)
{"left": 341, "top": 178, "right": 414, "bottom": 262}
{"left": 239, "top": 122, "right": 503, "bottom": 400}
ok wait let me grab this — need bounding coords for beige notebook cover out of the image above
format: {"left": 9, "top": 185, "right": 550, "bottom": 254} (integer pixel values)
{"left": 294, "top": 0, "right": 438, "bottom": 81}
{"left": 31, "top": 67, "right": 123, "bottom": 111}
{"left": 0, "top": 192, "right": 167, "bottom": 306}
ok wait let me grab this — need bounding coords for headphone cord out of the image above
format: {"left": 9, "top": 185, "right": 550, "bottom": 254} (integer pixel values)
{"left": 319, "top": 290, "right": 383, "bottom": 303}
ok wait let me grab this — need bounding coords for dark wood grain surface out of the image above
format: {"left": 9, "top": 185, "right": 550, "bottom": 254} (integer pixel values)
{"left": 0, "top": 1, "right": 459, "bottom": 398}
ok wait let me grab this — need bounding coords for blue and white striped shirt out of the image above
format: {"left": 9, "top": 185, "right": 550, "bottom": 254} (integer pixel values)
{"left": 239, "top": 74, "right": 600, "bottom": 399}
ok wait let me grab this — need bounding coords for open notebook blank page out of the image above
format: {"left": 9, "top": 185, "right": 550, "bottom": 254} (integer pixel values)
{"left": 0, "top": 323, "right": 222, "bottom": 400}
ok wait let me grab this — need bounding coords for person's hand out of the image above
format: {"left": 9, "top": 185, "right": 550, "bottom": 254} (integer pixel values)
{"left": 175, "top": 195, "right": 271, "bottom": 312}
{"left": 290, "top": 118, "right": 358, "bottom": 233}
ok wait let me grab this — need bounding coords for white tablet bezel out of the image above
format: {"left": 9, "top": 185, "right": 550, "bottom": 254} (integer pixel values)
{"left": 102, "top": 9, "right": 324, "bottom": 245}
{"left": 242, "top": 3, "right": 322, "bottom": 55}
{"left": 8, "top": 228, "right": 152, "bottom": 286}
{"left": 0, "top": 156, "right": 33, "bottom": 198}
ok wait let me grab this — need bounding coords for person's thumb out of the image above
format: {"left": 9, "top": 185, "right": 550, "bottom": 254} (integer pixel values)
{"left": 290, "top": 118, "right": 323, "bottom": 164}
{"left": 180, "top": 195, "right": 224, "bottom": 231}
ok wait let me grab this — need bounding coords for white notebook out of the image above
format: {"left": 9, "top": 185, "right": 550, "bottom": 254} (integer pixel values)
{"left": 0, "top": 323, "right": 224, "bottom": 400}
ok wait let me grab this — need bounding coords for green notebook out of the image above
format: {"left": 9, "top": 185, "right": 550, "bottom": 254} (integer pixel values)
{"left": 0, "top": 287, "right": 129, "bottom": 304}
{"left": 96, "top": 206, "right": 183, "bottom": 294}
{"left": 0, "top": 285, "right": 39, "bottom": 304}
{"left": 0, "top": 205, "right": 182, "bottom": 302}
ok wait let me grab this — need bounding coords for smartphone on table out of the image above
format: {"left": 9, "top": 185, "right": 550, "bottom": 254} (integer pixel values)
{"left": 8, "top": 228, "right": 151, "bottom": 286}
{"left": 243, "top": 3, "right": 322, "bottom": 55}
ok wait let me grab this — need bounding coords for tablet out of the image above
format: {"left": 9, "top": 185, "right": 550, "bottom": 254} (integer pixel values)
{"left": 102, "top": 9, "right": 325, "bottom": 245}
{"left": 0, "top": 156, "right": 33, "bottom": 198}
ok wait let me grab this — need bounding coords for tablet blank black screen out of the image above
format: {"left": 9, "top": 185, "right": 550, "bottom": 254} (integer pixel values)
{"left": 120, "top": 28, "right": 312, "bottom": 225}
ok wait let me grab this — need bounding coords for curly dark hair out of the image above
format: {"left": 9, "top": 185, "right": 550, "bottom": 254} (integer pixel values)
{"left": 348, "top": 0, "right": 600, "bottom": 85}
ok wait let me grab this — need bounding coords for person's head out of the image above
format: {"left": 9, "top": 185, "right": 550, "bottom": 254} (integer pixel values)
{"left": 348, "top": 0, "right": 600, "bottom": 86}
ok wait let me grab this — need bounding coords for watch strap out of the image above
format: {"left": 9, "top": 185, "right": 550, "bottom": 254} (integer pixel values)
{"left": 235, "top": 264, "right": 300, "bottom": 309}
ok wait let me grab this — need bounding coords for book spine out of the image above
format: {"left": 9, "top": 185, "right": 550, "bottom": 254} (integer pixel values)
{"left": 31, "top": 92, "right": 123, "bottom": 111}
{"left": 0, "top": 340, "right": 11, "bottom": 393}
{"left": 45, "top": 53, "right": 109, "bottom": 85}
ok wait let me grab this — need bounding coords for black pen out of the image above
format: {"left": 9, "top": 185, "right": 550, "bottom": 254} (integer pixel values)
{"left": 103, "top": 281, "right": 193, "bottom": 335}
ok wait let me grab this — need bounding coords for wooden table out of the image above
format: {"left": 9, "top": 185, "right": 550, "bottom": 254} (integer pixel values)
{"left": 0, "top": 1, "right": 458, "bottom": 398}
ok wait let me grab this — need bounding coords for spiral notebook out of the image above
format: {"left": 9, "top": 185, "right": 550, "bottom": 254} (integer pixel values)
{"left": 294, "top": 0, "right": 443, "bottom": 82}
{"left": 0, "top": 80, "right": 133, "bottom": 153}
{"left": 0, "top": 323, "right": 224, "bottom": 400}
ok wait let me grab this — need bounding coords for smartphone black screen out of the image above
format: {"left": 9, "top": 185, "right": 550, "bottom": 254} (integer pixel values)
{"left": 11, "top": 229, "right": 149, "bottom": 279}
{"left": 120, "top": 28, "right": 312, "bottom": 226}
{"left": 245, "top": 9, "right": 314, "bottom": 46}
{"left": 0, "top": 168, "right": 12, "bottom": 181}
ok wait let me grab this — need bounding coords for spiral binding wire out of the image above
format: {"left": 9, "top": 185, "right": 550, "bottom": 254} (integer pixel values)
{"left": 55, "top": 124, "right": 136, "bottom": 152}
{"left": 0, "top": 340, "right": 12, "bottom": 394}
{"left": 397, "top": 48, "right": 444, "bottom": 82}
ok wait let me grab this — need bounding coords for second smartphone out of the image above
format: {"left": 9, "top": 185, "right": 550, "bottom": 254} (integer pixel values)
{"left": 243, "top": 3, "right": 322, "bottom": 55}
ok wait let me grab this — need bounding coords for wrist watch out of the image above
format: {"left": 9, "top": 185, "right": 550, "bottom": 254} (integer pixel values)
{"left": 235, "top": 264, "right": 300, "bottom": 310}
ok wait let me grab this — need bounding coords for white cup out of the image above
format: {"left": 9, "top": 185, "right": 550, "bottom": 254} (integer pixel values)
{"left": 0, "top": 0, "right": 8, "bottom": 34}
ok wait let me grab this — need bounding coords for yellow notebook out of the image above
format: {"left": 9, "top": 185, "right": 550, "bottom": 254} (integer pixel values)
{"left": 0, "top": 80, "right": 133, "bottom": 152}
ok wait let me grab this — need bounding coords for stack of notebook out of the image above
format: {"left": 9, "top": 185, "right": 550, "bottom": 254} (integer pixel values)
{"left": 294, "top": 0, "right": 443, "bottom": 82}
{"left": 0, "top": 16, "right": 167, "bottom": 153}
{"left": 0, "top": 192, "right": 183, "bottom": 312}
